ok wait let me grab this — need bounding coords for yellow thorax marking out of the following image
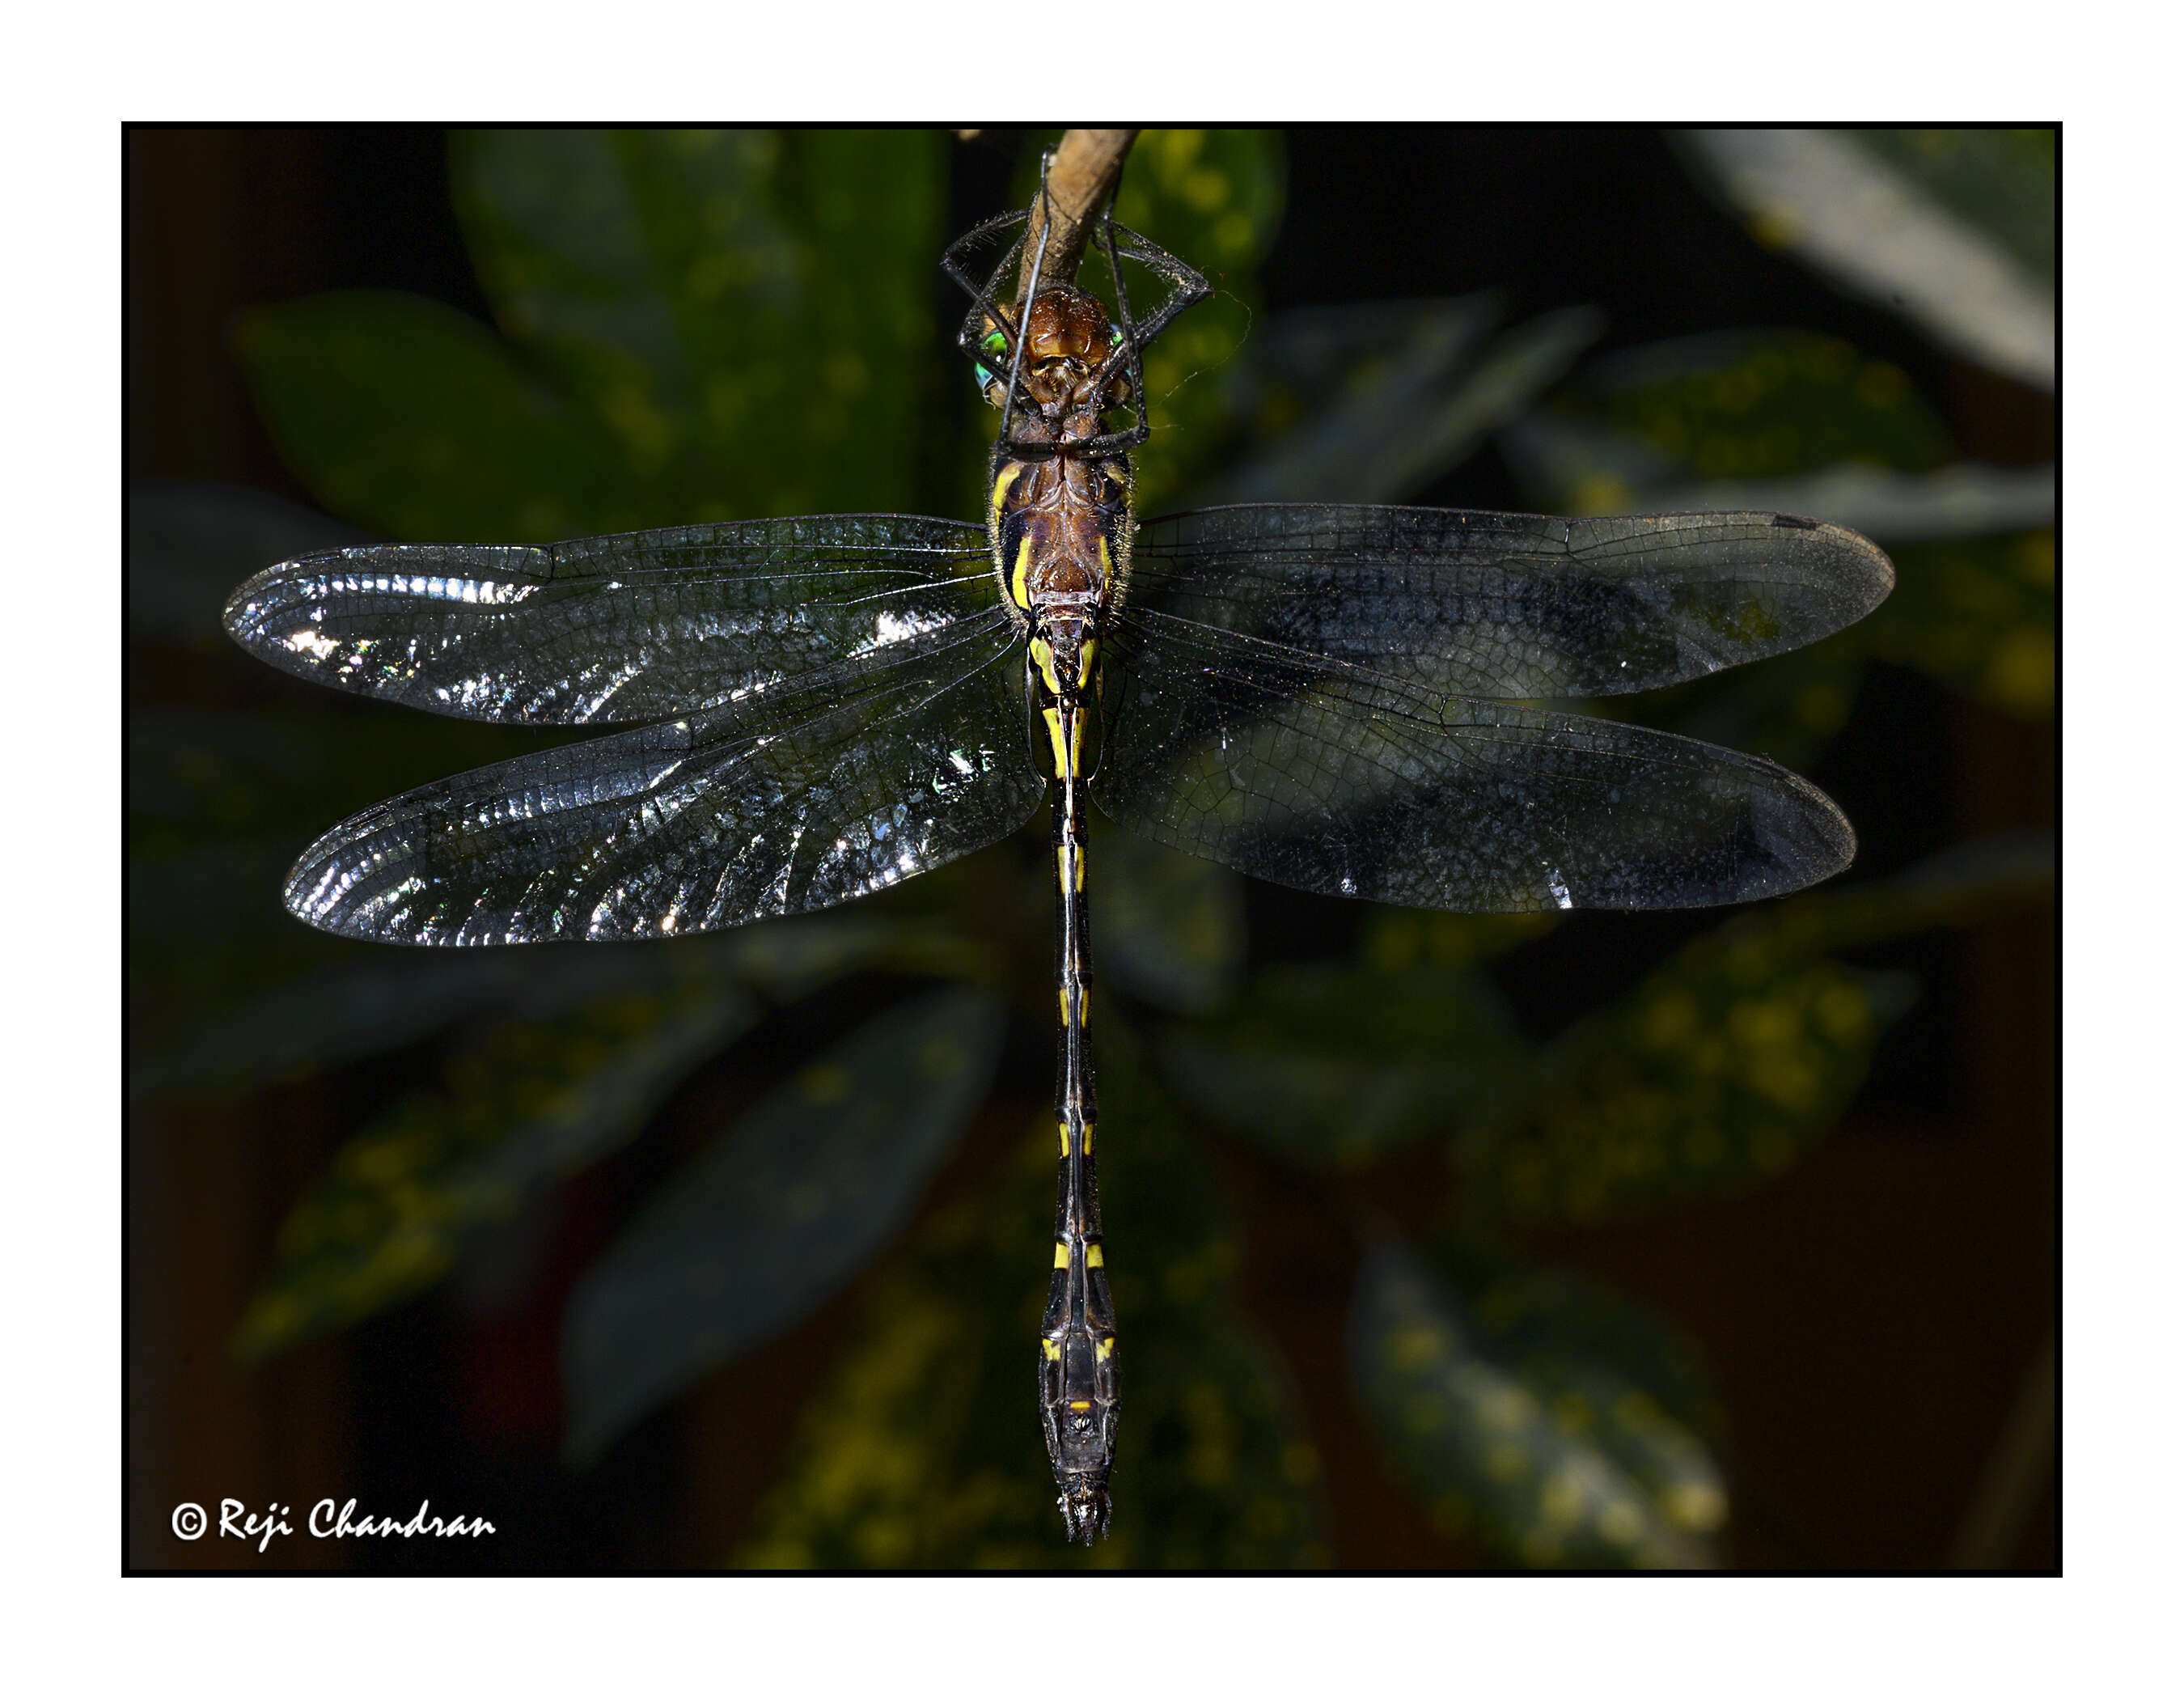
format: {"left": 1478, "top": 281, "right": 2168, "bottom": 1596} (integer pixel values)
{"left": 1031, "top": 633, "right": 1064, "bottom": 697}
{"left": 1010, "top": 533, "right": 1034, "bottom": 612}
{"left": 991, "top": 463, "right": 1022, "bottom": 528}
{"left": 1043, "top": 1338, "right": 1062, "bottom": 1362}
{"left": 1095, "top": 1337, "right": 1114, "bottom": 1362}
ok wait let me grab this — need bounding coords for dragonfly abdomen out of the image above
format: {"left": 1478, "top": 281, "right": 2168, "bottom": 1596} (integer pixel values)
{"left": 1037, "top": 684, "right": 1117, "bottom": 1544}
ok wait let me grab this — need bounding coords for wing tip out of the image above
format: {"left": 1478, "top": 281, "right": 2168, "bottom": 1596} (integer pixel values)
{"left": 221, "top": 549, "right": 358, "bottom": 658}
{"left": 279, "top": 803, "right": 468, "bottom": 947}
{"left": 219, "top": 562, "right": 283, "bottom": 651}
{"left": 1747, "top": 767, "right": 1859, "bottom": 899}
{"left": 1779, "top": 513, "right": 1896, "bottom": 621}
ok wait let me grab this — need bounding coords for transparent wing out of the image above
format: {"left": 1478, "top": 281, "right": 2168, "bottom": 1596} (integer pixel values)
{"left": 286, "top": 608, "right": 1039, "bottom": 944}
{"left": 1091, "top": 608, "right": 1852, "bottom": 913}
{"left": 224, "top": 515, "right": 996, "bottom": 724}
{"left": 1126, "top": 506, "right": 1893, "bottom": 698}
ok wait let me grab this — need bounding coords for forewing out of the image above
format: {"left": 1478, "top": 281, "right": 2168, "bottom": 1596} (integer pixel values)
{"left": 1127, "top": 505, "right": 1892, "bottom": 698}
{"left": 1091, "top": 608, "right": 1852, "bottom": 913}
{"left": 286, "top": 609, "right": 1039, "bottom": 944}
{"left": 224, "top": 515, "right": 994, "bottom": 724}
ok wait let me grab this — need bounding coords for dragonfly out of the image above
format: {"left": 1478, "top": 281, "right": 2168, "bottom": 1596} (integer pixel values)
{"left": 222, "top": 184, "right": 1893, "bottom": 1545}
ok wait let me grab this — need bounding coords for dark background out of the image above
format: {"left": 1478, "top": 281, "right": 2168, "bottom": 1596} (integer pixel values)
{"left": 126, "top": 125, "right": 2055, "bottom": 1570}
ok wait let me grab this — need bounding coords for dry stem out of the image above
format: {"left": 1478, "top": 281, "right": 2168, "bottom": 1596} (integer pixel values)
{"left": 1015, "top": 129, "right": 1138, "bottom": 300}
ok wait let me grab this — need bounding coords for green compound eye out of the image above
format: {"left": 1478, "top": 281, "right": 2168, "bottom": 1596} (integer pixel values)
{"left": 975, "top": 328, "right": 1009, "bottom": 394}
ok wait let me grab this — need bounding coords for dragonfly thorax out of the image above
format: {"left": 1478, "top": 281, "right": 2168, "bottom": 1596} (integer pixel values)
{"left": 993, "top": 447, "right": 1127, "bottom": 642}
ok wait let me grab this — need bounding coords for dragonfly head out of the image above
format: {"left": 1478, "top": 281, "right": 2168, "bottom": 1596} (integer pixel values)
{"left": 978, "top": 285, "right": 1131, "bottom": 419}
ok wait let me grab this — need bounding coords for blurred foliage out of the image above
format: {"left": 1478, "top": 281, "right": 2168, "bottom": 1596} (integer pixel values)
{"left": 565, "top": 985, "right": 1007, "bottom": 1463}
{"left": 234, "top": 976, "right": 757, "bottom": 1360}
{"left": 1549, "top": 330, "right": 1957, "bottom": 487}
{"left": 129, "top": 127, "right": 2055, "bottom": 1570}
{"left": 1675, "top": 128, "right": 2055, "bottom": 392}
{"left": 1849, "top": 130, "right": 2056, "bottom": 282}
{"left": 1170, "top": 833, "right": 2046, "bottom": 1229}
{"left": 1351, "top": 1239, "right": 1725, "bottom": 1568}
{"left": 1165, "top": 959, "right": 1526, "bottom": 1171}
{"left": 241, "top": 130, "right": 947, "bottom": 540}
{"left": 1505, "top": 320, "right": 2054, "bottom": 768}
{"left": 737, "top": 1032, "right": 1324, "bottom": 1569}
{"left": 1197, "top": 295, "right": 1602, "bottom": 506}
{"left": 1465, "top": 951, "right": 1903, "bottom": 1225}
{"left": 1089, "top": 811, "right": 1246, "bottom": 1015}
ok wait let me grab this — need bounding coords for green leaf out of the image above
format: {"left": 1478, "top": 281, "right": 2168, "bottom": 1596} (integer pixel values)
{"left": 240, "top": 129, "right": 954, "bottom": 543}
{"left": 237, "top": 290, "right": 634, "bottom": 541}
{"left": 1866, "top": 529, "right": 2056, "bottom": 720}
{"left": 1472, "top": 958, "right": 1898, "bottom": 1225}
{"left": 1526, "top": 330, "right": 1957, "bottom": 500}
{"left": 1675, "top": 129, "right": 2054, "bottom": 391}
{"left": 1850, "top": 129, "right": 2056, "bottom": 283}
{"left": 1350, "top": 1237, "right": 1726, "bottom": 1568}
{"left": 233, "top": 978, "right": 757, "bottom": 1359}
{"left": 452, "top": 128, "right": 946, "bottom": 520}
{"left": 737, "top": 1027, "right": 1324, "bottom": 1568}
{"left": 1162, "top": 961, "right": 1523, "bottom": 1169}
{"left": 1462, "top": 833, "right": 2052, "bottom": 1224}
{"left": 563, "top": 985, "right": 1005, "bottom": 1464}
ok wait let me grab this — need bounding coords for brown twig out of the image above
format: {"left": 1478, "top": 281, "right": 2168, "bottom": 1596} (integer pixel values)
{"left": 1016, "top": 129, "right": 1138, "bottom": 301}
